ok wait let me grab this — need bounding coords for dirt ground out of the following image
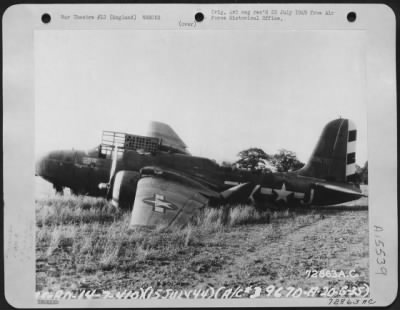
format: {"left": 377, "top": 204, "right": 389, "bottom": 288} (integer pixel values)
{"left": 36, "top": 197, "right": 369, "bottom": 298}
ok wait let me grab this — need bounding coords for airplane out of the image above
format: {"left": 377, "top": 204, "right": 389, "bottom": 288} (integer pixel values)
{"left": 36, "top": 118, "right": 366, "bottom": 228}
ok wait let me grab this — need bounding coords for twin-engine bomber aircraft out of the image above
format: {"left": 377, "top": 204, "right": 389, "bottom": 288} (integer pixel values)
{"left": 36, "top": 119, "right": 366, "bottom": 228}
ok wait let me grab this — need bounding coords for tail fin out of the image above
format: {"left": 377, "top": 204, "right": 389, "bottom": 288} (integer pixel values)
{"left": 297, "top": 118, "right": 357, "bottom": 183}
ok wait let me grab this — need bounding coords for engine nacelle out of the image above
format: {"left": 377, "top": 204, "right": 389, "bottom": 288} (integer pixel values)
{"left": 112, "top": 170, "right": 140, "bottom": 210}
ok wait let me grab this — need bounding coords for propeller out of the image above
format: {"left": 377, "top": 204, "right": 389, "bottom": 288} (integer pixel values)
{"left": 98, "top": 145, "right": 119, "bottom": 196}
{"left": 109, "top": 144, "right": 118, "bottom": 183}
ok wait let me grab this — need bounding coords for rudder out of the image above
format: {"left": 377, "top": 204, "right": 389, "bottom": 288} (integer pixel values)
{"left": 297, "top": 118, "right": 357, "bottom": 183}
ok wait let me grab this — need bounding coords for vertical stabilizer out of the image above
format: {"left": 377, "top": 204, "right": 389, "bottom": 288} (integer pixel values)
{"left": 345, "top": 120, "right": 358, "bottom": 182}
{"left": 297, "top": 118, "right": 357, "bottom": 183}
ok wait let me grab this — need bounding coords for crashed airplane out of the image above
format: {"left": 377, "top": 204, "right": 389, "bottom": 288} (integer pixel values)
{"left": 36, "top": 119, "right": 366, "bottom": 228}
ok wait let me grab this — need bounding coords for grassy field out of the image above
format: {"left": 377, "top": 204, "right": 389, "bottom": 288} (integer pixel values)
{"left": 36, "top": 192, "right": 369, "bottom": 297}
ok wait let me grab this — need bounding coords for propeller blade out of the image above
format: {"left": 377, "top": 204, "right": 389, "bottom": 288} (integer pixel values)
{"left": 99, "top": 145, "right": 119, "bottom": 193}
{"left": 109, "top": 145, "right": 118, "bottom": 184}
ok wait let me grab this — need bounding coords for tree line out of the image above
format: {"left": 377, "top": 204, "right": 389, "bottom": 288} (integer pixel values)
{"left": 222, "top": 147, "right": 368, "bottom": 184}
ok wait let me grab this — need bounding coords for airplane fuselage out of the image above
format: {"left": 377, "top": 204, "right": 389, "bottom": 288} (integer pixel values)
{"left": 36, "top": 148, "right": 363, "bottom": 207}
{"left": 122, "top": 150, "right": 362, "bottom": 206}
{"left": 36, "top": 149, "right": 111, "bottom": 196}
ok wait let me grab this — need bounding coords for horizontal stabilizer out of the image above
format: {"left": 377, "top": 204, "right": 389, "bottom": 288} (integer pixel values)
{"left": 315, "top": 183, "right": 367, "bottom": 197}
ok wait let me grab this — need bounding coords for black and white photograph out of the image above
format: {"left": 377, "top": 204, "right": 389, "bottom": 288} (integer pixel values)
{"left": 3, "top": 3, "right": 397, "bottom": 307}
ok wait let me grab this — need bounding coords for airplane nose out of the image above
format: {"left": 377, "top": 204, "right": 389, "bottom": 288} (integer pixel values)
{"left": 35, "top": 152, "right": 51, "bottom": 176}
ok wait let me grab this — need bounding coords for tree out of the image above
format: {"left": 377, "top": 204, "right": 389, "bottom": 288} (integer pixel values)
{"left": 353, "top": 164, "right": 363, "bottom": 184}
{"left": 360, "top": 161, "right": 368, "bottom": 184}
{"left": 353, "top": 161, "right": 368, "bottom": 184}
{"left": 221, "top": 161, "right": 233, "bottom": 168}
{"left": 234, "top": 148, "right": 271, "bottom": 172}
{"left": 269, "top": 149, "right": 305, "bottom": 172}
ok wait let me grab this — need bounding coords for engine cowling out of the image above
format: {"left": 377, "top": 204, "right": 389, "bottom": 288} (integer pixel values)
{"left": 112, "top": 170, "right": 140, "bottom": 210}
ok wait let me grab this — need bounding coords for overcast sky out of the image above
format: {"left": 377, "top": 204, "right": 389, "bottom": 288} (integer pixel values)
{"left": 35, "top": 29, "right": 367, "bottom": 165}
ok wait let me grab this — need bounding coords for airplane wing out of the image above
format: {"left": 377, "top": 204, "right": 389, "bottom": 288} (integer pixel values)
{"left": 129, "top": 167, "right": 219, "bottom": 228}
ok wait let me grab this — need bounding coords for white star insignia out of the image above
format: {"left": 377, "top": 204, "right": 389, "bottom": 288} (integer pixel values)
{"left": 274, "top": 183, "right": 293, "bottom": 203}
{"left": 143, "top": 194, "right": 177, "bottom": 213}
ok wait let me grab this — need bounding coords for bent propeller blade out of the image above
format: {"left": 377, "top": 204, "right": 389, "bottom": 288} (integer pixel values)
{"left": 99, "top": 144, "right": 119, "bottom": 193}
{"left": 109, "top": 145, "right": 118, "bottom": 184}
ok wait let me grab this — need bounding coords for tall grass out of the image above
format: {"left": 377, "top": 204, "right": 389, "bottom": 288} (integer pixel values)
{"left": 229, "top": 205, "right": 271, "bottom": 226}
{"left": 36, "top": 196, "right": 124, "bottom": 226}
{"left": 36, "top": 196, "right": 304, "bottom": 277}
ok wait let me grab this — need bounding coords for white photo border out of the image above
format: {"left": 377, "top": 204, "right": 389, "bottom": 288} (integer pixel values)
{"left": 3, "top": 3, "right": 397, "bottom": 307}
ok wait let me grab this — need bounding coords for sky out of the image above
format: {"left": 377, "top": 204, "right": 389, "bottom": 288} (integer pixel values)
{"left": 35, "top": 29, "right": 368, "bottom": 165}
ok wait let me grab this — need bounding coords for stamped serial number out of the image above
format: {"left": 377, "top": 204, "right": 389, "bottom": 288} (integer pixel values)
{"left": 305, "top": 269, "right": 359, "bottom": 279}
{"left": 264, "top": 284, "right": 369, "bottom": 298}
